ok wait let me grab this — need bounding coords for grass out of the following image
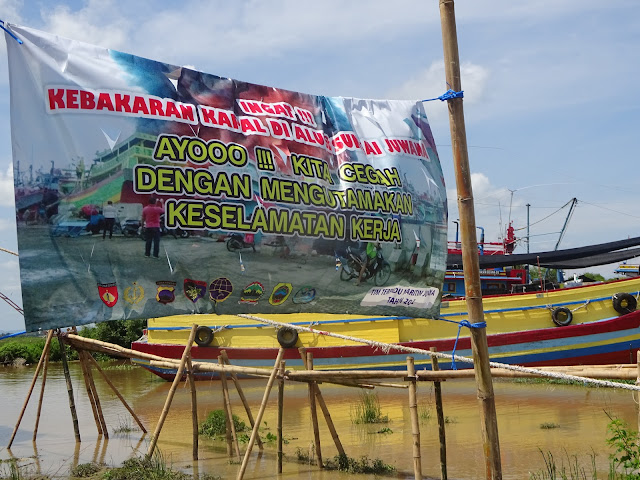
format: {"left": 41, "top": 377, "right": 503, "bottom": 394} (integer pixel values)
{"left": 324, "top": 454, "right": 396, "bottom": 475}
{"left": 418, "top": 405, "right": 432, "bottom": 422}
{"left": 529, "top": 449, "right": 597, "bottom": 480}
{"left": 112, "top": 417, "right": 139, "bottom": 435}
{"left": 70, "top": 463, "right": 101, "bottom": 478}
{"left": 540, "top": 422, "right": 560, "bottom": 430}
{"left": 351, "top": 392, "right": 389, "bottom": 424}
{"left": 198, "top": 410, "right": 247, "bottom": 439}
{"left": 102, "top": 450, "right": 220, "bottom": 480}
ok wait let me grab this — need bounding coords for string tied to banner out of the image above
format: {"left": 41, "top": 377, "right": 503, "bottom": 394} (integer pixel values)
{"left": 450, "top": 319, "right": 486, "bottom": 370}
{"left": 0, "top": 20, "right": 22, "bottom": 44}
{"left": 422, "top": 88, "right": 464, "bottom": 103}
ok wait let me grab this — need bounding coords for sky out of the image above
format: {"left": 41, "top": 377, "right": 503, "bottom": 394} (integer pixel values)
{"left": 0, "top": 0, "right": 639, "bottom": 333}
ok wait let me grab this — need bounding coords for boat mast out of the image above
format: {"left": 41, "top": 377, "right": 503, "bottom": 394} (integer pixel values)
{"left": 438, "top": 2, "right": 503, "bottom": 479}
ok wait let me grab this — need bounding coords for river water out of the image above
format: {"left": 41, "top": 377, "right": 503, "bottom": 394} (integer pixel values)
{"left": 1, "top": 361, "right": 638, "bottom": 479}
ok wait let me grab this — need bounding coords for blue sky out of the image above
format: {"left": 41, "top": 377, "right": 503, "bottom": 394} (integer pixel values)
{"left": 1, "top": 0, "right": 639, "bottom": 332}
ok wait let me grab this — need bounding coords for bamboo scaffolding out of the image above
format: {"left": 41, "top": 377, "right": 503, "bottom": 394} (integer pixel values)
{"left": 8, "top": 329, "right": 54, "bottom": 448}
{"left": 277, "top": 360, "right": 285, "bottom": 474}
{"left": 86, "top": 354, "right": 147, "bottom": 433}
{"left": 237, "top": 348, "right": 284, "bottom": 480}
{"left": 84, "top": 350, "right": 108, "bottom": 437}
{"left": 59, "top": 332, "right": 81, "bottom": 443}
{"left": 33, "top": 331, "right": 52, "bottom": 442}
{"left": 431, "top": 347, "right": 448, "bottom": 480}
{"left": 220, "top": 350, "right": 263, "bottom": 450}
{"left": 407, "top": 357, "right": 422, "bottom": 480}
{"left": 186, "top": 355, "right": 198, "bottom": 460}
{"left": 146, "top": 324, "right": 198, "bottom": 458}
{"left": 304, "top": 351, "right": 323, "bottom": 468}
{"left": 219, "top": 355, "right": 240, "bottom": 461}
{"left": 78, "top": 349, "right": 104, "bottom": 436}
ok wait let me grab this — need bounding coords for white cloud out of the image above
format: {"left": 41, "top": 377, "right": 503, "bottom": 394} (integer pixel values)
{"left": 0, "top": 163, "right": 15, "bottom": 207}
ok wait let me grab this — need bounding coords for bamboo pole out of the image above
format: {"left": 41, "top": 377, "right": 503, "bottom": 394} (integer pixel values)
{"left": 277, "top": 360, "right": 285, "bottom": 474}
{"left": 86, "top": 354, "right": 147, "bottom": 433}
{"left": 299, "top": 348, "right": 346, "bottom": 458}
{"left": 237, "top": 348, "right": 285, "bottom": 480}
{"left": 304, "top": 351, "right": 323, "bottom": 468}
{"left": 431, "top": 347, "right": 448, "bottom": 480}
{"left": 146, "top": 324, "right": 198, "bottom": 458}
{"left": 407, "top": 357, "right": 422, "bottom": 480}
{"left": 186, "top": 355, "right": 198, "bottom": 460}
{"left": 8, "top": 330, "right": 54, "bottom": 448}
{"left": 59, "top": 333, "right": 81, "bottom": 443}
{"left": 78, "top": 349, "right": 104, "bottom": 435}
{"left": 33, "top": 331, "right": 53, "bottom": 442}
{"left": 636, "top": 351, "right": 640, "bottom": 435}
{"left": 83, "top": 351, "right": 109, "bottom": 438}
{"left": 219, "top": 355, "right": 241, "bottom": 461}
{"left": 220, "top": 351, "right": 264, "bottom": 450}
{"left": 439, "top": 2, "right": 501, "bottom": 477}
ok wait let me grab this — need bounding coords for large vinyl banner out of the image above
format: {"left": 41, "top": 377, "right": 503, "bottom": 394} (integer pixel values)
{"left": 5, "top": 24, "right": 448, "bottom": 332}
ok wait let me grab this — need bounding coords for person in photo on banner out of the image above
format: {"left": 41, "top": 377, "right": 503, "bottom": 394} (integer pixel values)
{"left": 102, "top": 200, "right": 117, "bottom": 239}
{"left": 141, "top": 197, "right": 164, "bottom": 259}
{"left": 356, "top": 242, "right": 380, "bottom": 286}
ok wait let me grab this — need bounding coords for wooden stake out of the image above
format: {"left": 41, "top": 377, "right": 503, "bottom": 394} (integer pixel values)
{"left": 299, "top": 347, "right": 345, "bottom": 458}
{"left": 277, "top": 360, "right": 285, "bottom": 474}
{"left": 78, "top": 349, "right": 104, "bottom": 435}
{"left": 84, "top": 350, "right": 109, "bottom": 437}
{"left": 219, "top": 355, "right": 241, "bottom": 461}
{"left": 306, "top": 351, "right": 323, "bottom": 468}
{"left": 439, "top": 1, "right": 502, "bottom": 478}
{"left": 86, "top": 354, "right": 147, "bottom": 433}
{"left": 33, "top": 331, "right": 53, "bottom": 442}
{"left": 147, "top": 324, "right": 198, "bottom": 458}
{"left": 636, "top": 350, "right": 640, "bottom": 435}
{"left": 431, "top": 347, "right": 448, "bottom": 480}
{"left": 59, "top": 333, "right": 81, "bottom": 443}
{"left": 221, "top": 350, "right": 264, "bottom": 450}
{"left": 407, "top": 357, "right": 422, "bottom": 480}
{"left": 8, "top": 329, "right": 54, "bottom": 448}
{"left": 186, "top": 356, "right": 198, "bottom": 460}
{"left": 237, "top": 348, "right": 284, "bottom": 480}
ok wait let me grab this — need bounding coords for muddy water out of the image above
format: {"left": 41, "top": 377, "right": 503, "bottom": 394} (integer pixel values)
{"left": 1, "top": 362, "right": 638, "bottom": 479}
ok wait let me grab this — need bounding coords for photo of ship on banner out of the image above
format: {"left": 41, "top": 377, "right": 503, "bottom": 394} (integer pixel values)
{"left": 6, "top": 24, "right": 447, "bottom": 332}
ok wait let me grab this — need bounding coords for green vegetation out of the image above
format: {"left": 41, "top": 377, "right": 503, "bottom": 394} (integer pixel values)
{"left": 324, "top": 453, "right": 396, "bottom": 475}
{"left": 70, "top": 463, "right": 101, "bottom": 478}
{"left": 530, "top": 415, "right": 640, "bottom": 479}
{"left": 376, "top": 427, "right": 393, "bottom": 434}
{"left": 198, "top": 409, "right": 247, "bottom": 439}
{"left": 295, "top": 447, "right": 316, "bottom": 465}
{"left": 418, "top": 405, "right": 432, "bottom": 422}
{"left": 351, "top": 392, "right": 389, "bottom": 424}
{"left": 0, "top": 335, "right": 72, "bottom": 365}
{"left": 540, "top": 422, "right": 560, "bottom": 430}
{"left": 80, "top": 319, "right": 145, "bottom": 352}
{"left": 112, "top": 417, "right": 139, "bottom": 435}
{"left": 103, "top": 451, "right": 220, "bottom": 480}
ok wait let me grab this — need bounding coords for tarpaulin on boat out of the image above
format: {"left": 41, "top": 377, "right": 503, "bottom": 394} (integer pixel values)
{"left": 5, "top": 24, "right": 448, "bottom": 332}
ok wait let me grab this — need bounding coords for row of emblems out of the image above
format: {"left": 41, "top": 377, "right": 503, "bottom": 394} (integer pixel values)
{"left": 98, "top": 280, "right": 317, "bottom": 308}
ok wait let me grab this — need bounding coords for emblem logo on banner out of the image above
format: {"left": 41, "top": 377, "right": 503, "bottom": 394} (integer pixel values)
{"left": 123, "top": 282, "right": 144, "bottom": 305}
{"left": 156, "top": 281, "right": 176, "bottom": 304}
{"left": 184, "top": 279, "right": 207, "bottom": 303}
{"left": 97, "top": 282, "right": 118, "bottom": 307}
{"left": 292, "top": 286, "right": 316, "bottom": 304}
{"left": 209, "top": 278, "right": 233, "bottom": 303}
{"left": 240, "top": 282, "right": 265, "bottom": 304}
{"left": 269, "top": 283, "right": 292, "bottom": 306}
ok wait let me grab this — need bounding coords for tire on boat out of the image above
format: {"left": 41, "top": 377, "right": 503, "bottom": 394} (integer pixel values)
{"left": 612, "top": 292, "right": 637, "bottom": 315}
{"left": 277, "top": 327, "right": 299, "bottom": 348}
{"left": 194, "top": 326, "right": 214, "bottom": 347}
{"left": 551, "top": 307, "right": 573, "bottom": 326}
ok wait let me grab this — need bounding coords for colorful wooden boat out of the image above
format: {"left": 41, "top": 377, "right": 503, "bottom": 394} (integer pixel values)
{"left": 131, "top": 275, "right": 640, "bottom": 380}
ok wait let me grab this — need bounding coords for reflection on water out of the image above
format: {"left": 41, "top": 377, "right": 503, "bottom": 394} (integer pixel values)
{"left": 1, "top": 362, "right": 638, "bottom": 479}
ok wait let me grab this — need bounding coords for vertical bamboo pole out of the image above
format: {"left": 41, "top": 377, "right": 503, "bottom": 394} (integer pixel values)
{"left": 59, "top": 333, "right": 81, "bottom": 443}
{"left": 306, "top": 351, "right": 323, "bottom": 468}
{"left": 237, "top": 348, "right": 284, "bottom": 480}
{"left": 147, "top": 324, "right": 198, "bottom": 458}
{"left": 186, "top": 356, "right": 198, "bottom": 461}
{"left": 8, "top": 329, "right": 54, "bottom": 448}
{"left": 33, "top": 331, "right": 53, "bottom": 442}
{"left": 299, "top": 347, "right": 345, "bottom": 457}
{"left": 83, "top": 351, "right": 109, "bottom": 437}
{"left": 221, "top": 350, "right": 263, "bottom": 450}
{"left": 439, "top": 2, "right": 502, "bottom": 478}
{"left": 86, "top": 354, "right": 147, "bottom": 433}
{"left": 431, "top": 347, "right": 448, "bottom": 480}
{"left": 78, "top": 349, "right": 103, "bottom": 435}
{"left": 219, "top": 355, "right": 241, "bottom": 461}
{"left": 277, "top": 360, "right": 286, "bottom": 474}
{"left": 407, "top": 357, "right": 422, "bottom": 480}
{"left": 636, "top": 351, "right": 640, "bottom": 435}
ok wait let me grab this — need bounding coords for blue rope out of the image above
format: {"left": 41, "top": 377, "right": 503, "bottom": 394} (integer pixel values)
{"left": 450, "top": 320, "right": 486, "bottom": 370}
{"left": 0, "top": 330, "right": 26, "bottom": 341}
{"left": 0, "top": 20, "right": 23, "bottom": 44}
{"left": 422, "top": 88, "right": 463, "bottom": 102}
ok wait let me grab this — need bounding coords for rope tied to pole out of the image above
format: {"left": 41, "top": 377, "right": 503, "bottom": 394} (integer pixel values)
{"left": 422, "top": 88, "right": 464, "bottom": 102}
{"left": 451, "top": 320, "right": 487, "bottom": 370}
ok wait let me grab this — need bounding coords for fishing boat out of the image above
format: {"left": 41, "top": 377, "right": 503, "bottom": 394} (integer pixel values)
{"left": 131, "top": 235, "right": 640, "bottom": 380}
